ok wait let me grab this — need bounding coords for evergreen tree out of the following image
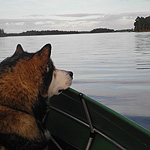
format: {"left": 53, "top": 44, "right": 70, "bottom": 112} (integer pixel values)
{"left": 134, "top": 16, "right": 150, "bottom": 32}
{"left": 0, "top": 28, "right": 5, "bottom": 36}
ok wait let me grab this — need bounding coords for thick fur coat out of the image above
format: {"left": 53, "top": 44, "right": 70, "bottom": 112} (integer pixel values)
{"left": 0, "top": 44, "right": 73, "bottom": 150}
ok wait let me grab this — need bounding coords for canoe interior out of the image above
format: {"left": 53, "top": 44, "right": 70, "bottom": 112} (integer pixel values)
{"left": 45, "top": 88, "right": 150, "bottom": 150}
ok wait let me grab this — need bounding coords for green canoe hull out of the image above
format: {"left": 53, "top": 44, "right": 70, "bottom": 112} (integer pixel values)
{"left": 45, "top": 88, "right": 150, "bottom": 150}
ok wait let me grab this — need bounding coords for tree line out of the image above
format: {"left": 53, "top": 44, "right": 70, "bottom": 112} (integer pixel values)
{"left": 9, "top": 30, "right": 82, "bottom": 36}
{"left": 0, "top": 28, "right": 133, "bottom": 37}
{"left": 134, "top": 16, "right": 150, "bottom": 32}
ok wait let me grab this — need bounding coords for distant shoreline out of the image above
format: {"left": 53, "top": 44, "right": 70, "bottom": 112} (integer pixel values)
{"left": 1, "top": 28, "right": 134, "bottom": 37}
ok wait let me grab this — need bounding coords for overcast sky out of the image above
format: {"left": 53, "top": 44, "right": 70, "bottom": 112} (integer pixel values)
{"left": 0, "top": 0, "right": 150, "bottom": 33}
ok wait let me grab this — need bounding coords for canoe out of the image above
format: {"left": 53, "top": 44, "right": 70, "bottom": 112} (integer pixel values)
{"left": 45, "top": 88, "right": 150, "bottom": 150}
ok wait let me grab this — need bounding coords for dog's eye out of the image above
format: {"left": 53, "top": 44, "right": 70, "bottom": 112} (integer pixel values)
{"left": 58, "top": 89, "right": 64, "bottom": 93}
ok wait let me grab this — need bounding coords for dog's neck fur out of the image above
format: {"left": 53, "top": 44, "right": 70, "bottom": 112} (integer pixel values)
{"left": 0, "top": 103, "right": 32, "bottom": 115}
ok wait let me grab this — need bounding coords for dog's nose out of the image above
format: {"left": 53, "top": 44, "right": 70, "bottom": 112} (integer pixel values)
{"left": 69, "top": 71, "right": 73, "bottom": 78}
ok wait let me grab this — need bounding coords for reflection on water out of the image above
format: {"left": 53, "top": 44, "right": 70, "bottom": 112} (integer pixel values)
{"left": 0, "top": 32, "right": 150, "bottom": 130}
{"left": 135, "top": 32, "right": 150, "bottom": 70}
{"left": 126, "top": 115, "right": 150, "bottom": 130}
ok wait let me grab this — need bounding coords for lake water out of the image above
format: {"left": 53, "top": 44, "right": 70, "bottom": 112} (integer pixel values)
{"left": 0, "top": 32, "right": 150, "bottom": 130}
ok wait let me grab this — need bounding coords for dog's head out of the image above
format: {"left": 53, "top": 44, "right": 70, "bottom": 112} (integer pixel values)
{"left": 0, "top": 44, "right": 73, "bottom": 101}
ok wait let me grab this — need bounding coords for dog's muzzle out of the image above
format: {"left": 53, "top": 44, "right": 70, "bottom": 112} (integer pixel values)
{"left": 48, "top": 70, "right": 73, "bottom": 98}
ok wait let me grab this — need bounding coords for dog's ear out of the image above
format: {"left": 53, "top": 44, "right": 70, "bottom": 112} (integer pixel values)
{"left": 33, "top": 44, "right": 51, "bottom": 65}
{"left": 39, "top": 44, "right": 51, "bottom": 59}
{"left": 14, "top": 44, "right": 24, "bottom": 55}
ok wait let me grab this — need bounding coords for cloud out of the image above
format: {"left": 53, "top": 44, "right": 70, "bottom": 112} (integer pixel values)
{"left": 23, "top": 14, "right": 46, "bottom": 18}
{"left": 5, "top": 22, "right": 25, "bottom": 26}
{"left": 1, "top": 12, "right": 150, "bottom": 33}
{"left": 56, "top": 13, "right": 101, "bottom": 18}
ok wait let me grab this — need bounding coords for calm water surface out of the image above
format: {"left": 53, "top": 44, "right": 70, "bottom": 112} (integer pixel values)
{"left": 0, "top": 32, "right": 150, "bottom": 130}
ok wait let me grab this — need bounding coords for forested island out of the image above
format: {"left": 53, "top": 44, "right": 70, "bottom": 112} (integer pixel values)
{"left": 0, "top": 28, "right": 133, "bottom": 37}
{"left": 0, "top": 16, "right": 150, "bottom": 37}
{"left": 134, "top": 16, "right": 150, "bottom": 32}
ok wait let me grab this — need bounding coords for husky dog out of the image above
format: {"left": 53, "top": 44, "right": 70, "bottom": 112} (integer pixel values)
{"left": 0, "top": 44, "right": 73, "bottom": 150}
